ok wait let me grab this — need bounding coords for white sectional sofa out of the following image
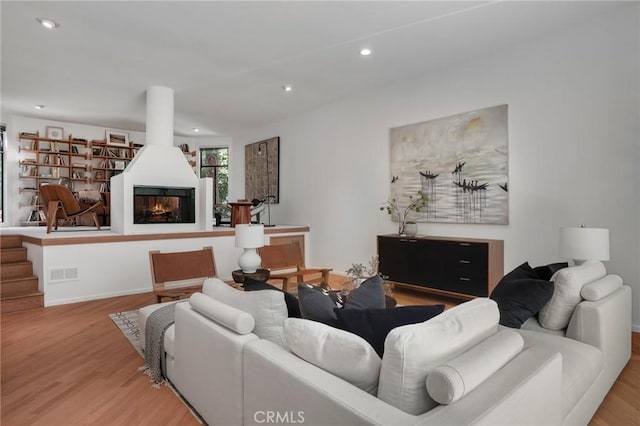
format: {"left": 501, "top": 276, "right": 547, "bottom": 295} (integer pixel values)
{"left": 138, "top": 263, "right": 631, "bottom": 426}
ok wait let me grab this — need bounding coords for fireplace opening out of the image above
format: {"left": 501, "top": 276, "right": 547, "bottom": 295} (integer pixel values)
{"left": 133, "top": 186, "right": 195, "bottom": 224}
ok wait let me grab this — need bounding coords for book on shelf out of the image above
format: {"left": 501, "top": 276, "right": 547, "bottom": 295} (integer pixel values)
{"left": 39, "top": 210, "right": 47, "bottom": 221}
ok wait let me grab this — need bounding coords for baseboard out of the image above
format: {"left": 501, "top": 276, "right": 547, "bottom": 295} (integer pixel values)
{"left": 45, "top": 287, "right": 150, "bottom": 307}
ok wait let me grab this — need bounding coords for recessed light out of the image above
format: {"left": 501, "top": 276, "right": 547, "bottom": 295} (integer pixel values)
{"left": 193, "top": 127, "right": 200, "bottom": 133}
{"left": 282, "top": 85, "right": 293, "bottom": 92}
{"left": 360, "top": 48, "right": 372, "bottom": 56}
{"left": 34, "top": 105, "right": 45, "bottom": 110}
{"left": 36, "top": 17, "right": 60, "bottom": 29}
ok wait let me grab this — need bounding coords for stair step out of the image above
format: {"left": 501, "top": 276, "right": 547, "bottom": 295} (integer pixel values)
{"left": 1, "top": 276, "right": 38, "bottom": 298}
{"left": 1, "top": 292, "right": 44, "bottom": 313}
{"left": 0, "top": 235, "right": 23, "bottom": 249}
{"left": 1, "top": 261, "right": 34, "bottom": 280}
{"left": 1, "top": 247, "right": 28, "bottom": 264}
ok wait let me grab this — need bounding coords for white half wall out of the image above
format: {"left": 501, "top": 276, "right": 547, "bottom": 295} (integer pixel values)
{"left": 231, "top": 7, "right": 640, "bottom": 329}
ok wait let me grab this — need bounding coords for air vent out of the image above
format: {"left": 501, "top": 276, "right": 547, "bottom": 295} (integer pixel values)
{"left": 50, "top": 267, "right": 79, "bottom": 283}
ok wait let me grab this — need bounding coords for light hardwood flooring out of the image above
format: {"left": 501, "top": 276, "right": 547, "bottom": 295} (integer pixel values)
{"left": 1, "top": 289, "right": 638, "bottom": 425}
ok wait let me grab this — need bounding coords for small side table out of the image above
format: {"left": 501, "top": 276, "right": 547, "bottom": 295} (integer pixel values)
{"left": 232, "top": 269, "right": 271, "bottom": 284}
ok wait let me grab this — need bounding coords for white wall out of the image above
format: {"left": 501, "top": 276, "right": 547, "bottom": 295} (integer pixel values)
{"left": 231, "top": 7, "right": 640, "bottom": 329}
{"left": 2, "top": 116, "right": 232, "bottom": 227}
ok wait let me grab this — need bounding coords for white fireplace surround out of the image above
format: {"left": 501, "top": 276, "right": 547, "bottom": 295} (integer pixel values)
{"left": 111, "top": 86, "right": 213, "bottom": 234}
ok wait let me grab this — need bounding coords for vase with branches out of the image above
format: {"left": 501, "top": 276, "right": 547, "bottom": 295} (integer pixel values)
{"left": 345, "top": 255, "right": 394, "bottom": 296}
{"left": 380, "top": 191, "right": 428, "bottom": 236}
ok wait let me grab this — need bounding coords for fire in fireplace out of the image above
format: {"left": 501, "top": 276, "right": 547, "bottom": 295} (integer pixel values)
{"left": 133, "top": 186, "right": 195, "bottom": 224}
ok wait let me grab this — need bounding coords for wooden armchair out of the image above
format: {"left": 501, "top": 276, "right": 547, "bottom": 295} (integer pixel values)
{"left": 39, "top": 184, "right": 102, "bottom": 233}
{"left": 257, "top": 242, "right": 332, "bottom": 292}
{"left": 149, "top": 246, "right": 218, "bottom": 303}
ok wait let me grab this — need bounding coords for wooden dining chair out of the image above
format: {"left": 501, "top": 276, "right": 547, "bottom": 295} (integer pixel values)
{"left": 149, "top": 246, "right": 218, "bottom": 303}
{"left": 257, "top": 242, "right": 332, "bottom": 292}
{"left": 39, "top": 184, "right": 102, "bottom": 233}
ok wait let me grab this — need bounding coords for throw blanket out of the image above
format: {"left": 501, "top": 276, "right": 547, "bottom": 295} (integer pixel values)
{"left": 144, "top": 302, "right": 183, "bottom": 385}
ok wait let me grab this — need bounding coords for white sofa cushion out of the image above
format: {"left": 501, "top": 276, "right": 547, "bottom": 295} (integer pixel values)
{"left": 378, "top": 298, "right": 499, "bottom": 415}
{"left": 203, "top": 278, "right": 288, "bottom": 348}
{"left": 284, "top": 318, "right": 381, "bottom": 394}
{"left": 539, "top": 261, "right": 606, "bottom": 330}
{"left": 515, "top": 328, "right": 603, "bottom": 417}
{"left": 189, "top": 292, "right": 255, "bottom": 334}
{"left": 581, "top": 274, "right": 623, "bottom": 301}
{"left": 426, "top": 329, "right": 524, "bottom": 404}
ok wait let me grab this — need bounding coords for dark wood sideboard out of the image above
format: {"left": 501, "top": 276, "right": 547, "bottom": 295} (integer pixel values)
{"left": 377, "top": 235, "right": 504, "bottom": 300}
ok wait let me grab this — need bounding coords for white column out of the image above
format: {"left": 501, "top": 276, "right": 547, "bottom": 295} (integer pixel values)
{"left": 145, "top": 86, "right": 174, "bottom": 147}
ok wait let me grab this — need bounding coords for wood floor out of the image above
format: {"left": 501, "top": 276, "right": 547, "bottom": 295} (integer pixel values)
{"left": 1, "top": 289, "right": 638, "bottom": 425}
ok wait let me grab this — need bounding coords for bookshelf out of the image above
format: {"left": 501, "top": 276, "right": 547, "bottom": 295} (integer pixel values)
{"left": 17, "top": 131, "right": 141, "bottom": 225}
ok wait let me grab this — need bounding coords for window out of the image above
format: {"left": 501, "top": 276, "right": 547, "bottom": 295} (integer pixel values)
{"left": 200, "top": 147, "right": 228, "bottom": 205}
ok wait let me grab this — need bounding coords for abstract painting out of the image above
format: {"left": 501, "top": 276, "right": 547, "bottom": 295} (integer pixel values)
{"left": 389, "top": 105, "right": 508, "bottom": 224}
{"left": 245, "top": 136, "right": 280, "bottom": 204}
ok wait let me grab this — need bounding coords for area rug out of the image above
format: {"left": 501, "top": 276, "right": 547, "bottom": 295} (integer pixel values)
{"left": 108, "top": 310, "right": 143, "bottom": 356}
{"left": 109, "top": 310, "right": 205, "bottom": 424}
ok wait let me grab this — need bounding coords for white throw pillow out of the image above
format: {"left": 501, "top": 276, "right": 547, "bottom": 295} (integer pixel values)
{"left": 284, "top": 318, "right": 381, "bottom": 395}
{"left": 538, "top": 261, "right": 606, "bottom": 331}
{"left": 189, "top": 293, "right": 255, "bottom": 334}
{"left": 203, "top": 278, "right": 288, "bottom": 347}
{"left": 581, "top": 274, "right": 623, "bottom": 301}
{"left": 377, "top": 298, "right": 499, "bottom": 415}
{"left": 426, "top": 329, "right": 524, "bottom": 405}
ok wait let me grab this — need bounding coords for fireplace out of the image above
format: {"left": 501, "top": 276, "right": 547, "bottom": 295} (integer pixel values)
{"left": 133, "top": 186, "right": 195, "bottom": 224}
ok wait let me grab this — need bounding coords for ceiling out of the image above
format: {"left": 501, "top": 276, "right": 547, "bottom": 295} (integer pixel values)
{"left": 1, "top": 1, "right": 627, "bottom": 137}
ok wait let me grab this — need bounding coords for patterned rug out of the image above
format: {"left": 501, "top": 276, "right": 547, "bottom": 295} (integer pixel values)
{"left": 108, "top": 310, "right": 143, "bottom": 356}
{"left": 109, "top": 310, "right": 205, "bottom": 424}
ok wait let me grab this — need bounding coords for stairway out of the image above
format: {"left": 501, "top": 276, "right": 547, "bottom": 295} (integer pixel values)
{"left": 1, "top": 235, "right": 44, "bottom": 313}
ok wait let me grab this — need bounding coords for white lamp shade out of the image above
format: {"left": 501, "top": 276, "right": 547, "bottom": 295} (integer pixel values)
{"left": 235, "top": 224, "right": 265, "bottom": 249}
{"left": 559, "top": 227, "right": 610, "bottom": 262}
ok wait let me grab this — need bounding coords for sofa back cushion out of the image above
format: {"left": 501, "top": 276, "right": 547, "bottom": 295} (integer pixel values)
{"left": 284, "top": 318, "right": 381, "bottom": 394}
{"left": 203, "top": 278, "right": 288, "bottom": 348}
{"left": 538, "top": 261, "right": 606, "bottom": 330}
{"left": 377, "top": 298, "right": 499, "bottom": 415}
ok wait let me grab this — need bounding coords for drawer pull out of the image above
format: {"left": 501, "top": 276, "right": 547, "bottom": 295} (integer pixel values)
{"left": 459, "top": 260, "right": 471, "bottom": 264}
{"left": 459, "top": 243, "right": 471, "bottom": 246}
{"left": 459, "top": 277, "right": 471, "bottom": 281}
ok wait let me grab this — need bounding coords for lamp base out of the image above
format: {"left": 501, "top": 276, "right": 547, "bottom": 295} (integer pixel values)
{"left": 238, "top": 248, "right": 261, "bottom": 273}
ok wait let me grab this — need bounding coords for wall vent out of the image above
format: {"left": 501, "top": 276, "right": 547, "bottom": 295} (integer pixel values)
{"left": 50, "top": 267, "right": 79, "bottom": 283}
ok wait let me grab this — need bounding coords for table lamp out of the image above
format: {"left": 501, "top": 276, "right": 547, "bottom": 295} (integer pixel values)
{"left": 559, "top": 226, "right": 610, "bottom": 265}
{"left": 235, "top": 224, "right": 265, "bottom": 273}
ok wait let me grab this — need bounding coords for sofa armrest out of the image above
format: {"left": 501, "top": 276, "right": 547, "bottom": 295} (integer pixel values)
{"left": 243, "top": 339, "right": 562, "bottom": 426}
{"left": 566, "top": 285, "right": 632, "bottom": 379}
{"left": 171, "top": 301, "right": 259, "bottom": 426}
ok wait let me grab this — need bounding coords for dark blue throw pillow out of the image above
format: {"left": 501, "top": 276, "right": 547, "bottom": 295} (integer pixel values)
{"left": 242, "top": 277, "right": 301, "bottom": 318}
{"left": 533, "top": 262, "right": 569, "bottom": 281}
{"left": 336, "top": 305, "right": 445, "bottom": 357}
{"left": 298, "top": 275, "right": 386, "bottom": 327}
{"left": 490, "top": 262, "right": 555, "bottom": 328}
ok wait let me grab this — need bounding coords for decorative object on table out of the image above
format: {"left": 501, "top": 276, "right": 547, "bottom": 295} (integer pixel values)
{"left": 390, "top": 104, "right": 508, "bottom": 224}
{"left": 559, "top": 226, "right": 610, "bottom": 265}
{"left": 229, "top": 200, "right": 252, "bottom": 227}
{"left": 231, "top": 268, "right": 270, "bottom": 284}
{"left": 245, "top": 136, "right": 279, "bottom": 226}
{"left": 380, "top": 191, "right": 428, "bottom": 237}
{"left": 105, "top": 130, "right": 129, "bottom": 147}
{"left": 235, "top": 224, "right": 265, "bottom": 273}
{"left": 45, "top": 126, "right": 64, "bottom": 139}
{"left": 346, "top": 255, "right": 395, "bottom": 297}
